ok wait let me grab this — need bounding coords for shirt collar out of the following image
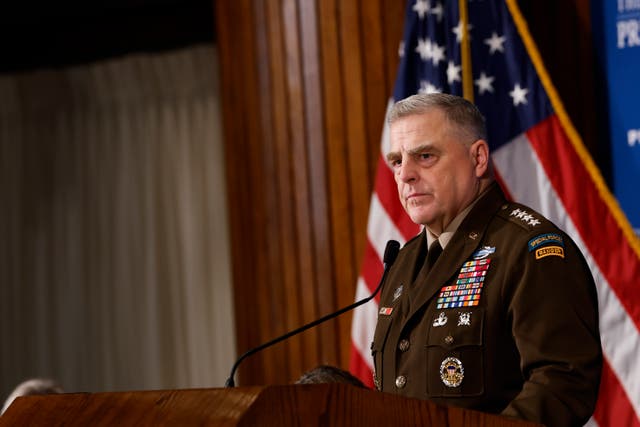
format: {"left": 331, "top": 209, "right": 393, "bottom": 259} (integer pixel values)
{"left": 425, "top": 187, "right": 490, "bottom": 249}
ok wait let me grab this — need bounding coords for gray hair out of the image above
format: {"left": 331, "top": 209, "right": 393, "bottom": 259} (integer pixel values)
{"left": 387, "top": 93, "right": 487, "bottom": 144}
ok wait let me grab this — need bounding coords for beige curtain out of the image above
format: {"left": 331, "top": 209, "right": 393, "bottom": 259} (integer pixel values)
{"left": 0, "top": 45, "right": 236, "bottom": 397}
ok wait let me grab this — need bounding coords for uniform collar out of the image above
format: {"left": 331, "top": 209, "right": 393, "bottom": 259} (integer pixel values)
{"left": 425, "top": 184, "right": 492, "bottom": 249}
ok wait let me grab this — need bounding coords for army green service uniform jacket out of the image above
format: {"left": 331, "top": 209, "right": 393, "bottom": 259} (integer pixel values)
{"left": 372, "top": 183, "right": 602, "bottom": 427}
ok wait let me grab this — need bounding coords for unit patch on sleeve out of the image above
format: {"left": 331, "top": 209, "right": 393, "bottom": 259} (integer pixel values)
{"left": 528, "top": 233, "right": 564, "bottom": 252}
{"left": 535, "top": 246, "right": 565, "bottom": 260}
{"left": 436, "top": 258, "right": 491, "bottom": 309}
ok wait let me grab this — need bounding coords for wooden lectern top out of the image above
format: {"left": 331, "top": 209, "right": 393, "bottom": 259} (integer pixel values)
{"left": 0, "top": 383, "right": 543, "bottom": 426}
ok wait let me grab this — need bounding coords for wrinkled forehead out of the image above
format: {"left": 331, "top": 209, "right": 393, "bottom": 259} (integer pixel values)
{"left": 388, "top": 110, "right": 451, "bottom": 145}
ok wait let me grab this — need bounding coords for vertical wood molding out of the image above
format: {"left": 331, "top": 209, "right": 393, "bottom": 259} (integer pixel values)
{"left": 215, "top": 0, "right": 404, "bottom": 385}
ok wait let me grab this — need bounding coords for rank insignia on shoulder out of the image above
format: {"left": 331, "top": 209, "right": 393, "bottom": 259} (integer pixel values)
{"left": 472, "top": 246, "right": 495, "bottom": 260}
{"left": 528, "top": 233, "right": 564, "bottom": 252}
{"left": 510, "top": 208, "right": 541, "bottom": 227}
{"left": 379, "top": 307, "right": 393, "bottom": 315}
{"left": 535, "top": 246, "right": 565, "bottom": 260}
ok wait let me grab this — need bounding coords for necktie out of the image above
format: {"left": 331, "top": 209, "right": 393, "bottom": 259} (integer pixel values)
{"left": 412, "top": 239, "right": 442, "bottom": 285}
{"left": 424, "top": 239, "right": 443, "bottom": 273}
{"left": 406, "top": 239, "right": 443, "bottom": 314}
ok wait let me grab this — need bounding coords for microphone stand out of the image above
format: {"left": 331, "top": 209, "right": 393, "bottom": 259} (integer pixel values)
{"left": 224, "top": 240, "right": 400, "bottom": 387}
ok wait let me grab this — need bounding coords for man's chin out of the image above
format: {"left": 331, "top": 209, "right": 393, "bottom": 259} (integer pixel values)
{"left": 407, "top": 211, "right": 435, "bottom": 227}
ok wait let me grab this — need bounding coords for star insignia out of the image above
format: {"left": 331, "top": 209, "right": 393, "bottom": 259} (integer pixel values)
{"left": 430, "top": 42, "right": 446, "bottom": 66}
{"left": 452, "top": 20, "right": 473, "bottom": 43}
{"left": 474, "top": 72, "right": 494, "bottom": 94}
{"left": 429, "top": 2, "right": 444, "bottom": 22}
{"left": 484, "top": 32, "right": 506, "bottom": 54}
{"left": 419, "top": 80, "right": 442, "bottom": 94}
{"left": 447, "top": 61, "right": 461, "bottom": 85}
{"left": 509, "top": 83, "right": 529, "bottom": 106}
{"left": 412, "top": 0, "right": 430, "bottom": 20}
{"left": 415, "top": 38, "right": 445, "bottom": 66}
{"left": 415, "top": 38, "right": 432, "bottom": 61}
{"left": 510, "top": 208, "right": 541, "bottom": 227}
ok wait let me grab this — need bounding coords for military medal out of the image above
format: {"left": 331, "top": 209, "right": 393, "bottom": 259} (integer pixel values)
{"left": 440, "top": 357, "right": 464, "bottom": 387}
{"left": 436, "top": 258, "right": 491, "bottom": 309}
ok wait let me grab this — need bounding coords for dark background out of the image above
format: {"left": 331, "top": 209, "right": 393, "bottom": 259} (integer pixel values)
{"left": 0, "top": 0, "right": 215, "bottom": 74}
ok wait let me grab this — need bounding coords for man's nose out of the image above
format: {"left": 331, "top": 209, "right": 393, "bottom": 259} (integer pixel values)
{"left": 397, "top": 158, "right": 417, "bottom": 183}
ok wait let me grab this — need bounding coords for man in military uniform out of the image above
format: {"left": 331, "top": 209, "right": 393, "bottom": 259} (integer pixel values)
{"left": 372, "top": 93, "right": 602, "bottom": 426}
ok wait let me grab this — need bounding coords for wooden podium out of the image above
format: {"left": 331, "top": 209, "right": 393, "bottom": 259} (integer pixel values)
{"left": 0, "top": 383, "right": 542, "bottom": 426}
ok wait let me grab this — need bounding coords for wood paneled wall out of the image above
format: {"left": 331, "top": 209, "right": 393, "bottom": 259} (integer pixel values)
{"left": 215, "top": 0, "right": 405, "bottom": 385}
{"left": 215, "top": 0, "right": 596, "bottom": 386}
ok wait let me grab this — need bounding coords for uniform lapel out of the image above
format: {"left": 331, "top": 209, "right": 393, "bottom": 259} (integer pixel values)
{"left": 402, "top": 183, "right": 506, "bottom": 328}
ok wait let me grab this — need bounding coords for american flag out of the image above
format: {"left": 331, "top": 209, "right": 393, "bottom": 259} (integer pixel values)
{"left": 349, "top": 1, "right": 640, "bottom": 425}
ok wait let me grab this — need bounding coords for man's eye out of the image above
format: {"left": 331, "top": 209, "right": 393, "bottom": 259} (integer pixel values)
{"left": 420, "top": 153, "right": 431, "bottom": 160}
{"left": 389, "top": 159, "right": 401, "bottom": 168}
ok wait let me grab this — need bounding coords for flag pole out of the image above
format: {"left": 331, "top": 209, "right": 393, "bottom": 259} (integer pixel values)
{"left": 459, "top": 0, "right": 473, "bottom": 102}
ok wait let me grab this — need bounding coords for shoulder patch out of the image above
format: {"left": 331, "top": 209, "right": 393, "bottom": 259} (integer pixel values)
{"left": 528, "top": 233, "right": 564, "bottom": 252}
{"left": 534, "top": 246, "right": 565, "bottom": 260}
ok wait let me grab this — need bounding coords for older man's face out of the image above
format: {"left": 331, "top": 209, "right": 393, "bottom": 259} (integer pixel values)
{"left": 386, "top": 109, "right": 485, "bottom": 235}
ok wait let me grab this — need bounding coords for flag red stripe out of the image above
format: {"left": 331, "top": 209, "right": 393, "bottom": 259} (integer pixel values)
{"left": 493, "top": 168, "right": 513, "bottom": 202}
{"left": 349, "top": 342, "right": 375, "bottom": 388}
{"left": 594, "top": 359, "right": 640, "bottom": 427}
{"left": 525, "top": 116, "right": 640, "bottom": 329}
{"left": 361, "top": 238, "right": 383, "bottom": 298}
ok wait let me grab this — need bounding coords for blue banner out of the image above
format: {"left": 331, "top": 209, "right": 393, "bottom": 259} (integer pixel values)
{"left": 592, "top": 0, "right": 640, "bottom": 234}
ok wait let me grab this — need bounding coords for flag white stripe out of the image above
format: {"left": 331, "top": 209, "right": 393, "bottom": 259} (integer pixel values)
{"left": 350, "top": 277, "right": 378, "bottom": 371}
{"left": 494, "top": 134, "right": 640, "bottom": 418}
{"left": 367, "top": 193, "right": 407, "bottom": 257}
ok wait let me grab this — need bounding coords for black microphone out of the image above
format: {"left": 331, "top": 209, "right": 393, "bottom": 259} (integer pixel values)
{"left": 224, "top": 239, "right": 401, "bottom": 387}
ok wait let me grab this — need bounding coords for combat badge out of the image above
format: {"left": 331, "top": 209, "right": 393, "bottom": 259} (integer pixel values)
{"left": 440, "top": 357, "right": 464, "bottom": 387}
{"left": 433, "top": 312, "right": 448, "bottom": 327}
{"left": 472, "top": 246, "right": 495, "bottom": 260}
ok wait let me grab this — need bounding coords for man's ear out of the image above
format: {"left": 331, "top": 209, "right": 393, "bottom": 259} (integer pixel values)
{"left": 471, "top": 139, "right": 490, "bottom": 178}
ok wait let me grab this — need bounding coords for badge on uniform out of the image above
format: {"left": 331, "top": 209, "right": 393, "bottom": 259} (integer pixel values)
{"left": 379, "top": 307, "right": 393, "bottom": 315}
{"left": 393, "top": 285, "right": 403, "bottom": 301}
{"left": 472, "top": 246, "right": 495, "bottom": 260}
{"left": 457, "top": 312, "right": 471, "bottom": 326}
{"left": 510, "top": 208, "right": 541, "bottom": 227}
{"left": 436, "top": 258, "right": 491, "bottom": 309}
{"left": 432, "top": 312, "right": 448, "bottom": 327}
{"left": 440, "top": 357, "right": 464, "bottom": 387}
{"left": 528, "top": 233, "right": 564, "bottom": 251}
{"left": 535, "top": 246, "right": 565, "bottom": 260}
